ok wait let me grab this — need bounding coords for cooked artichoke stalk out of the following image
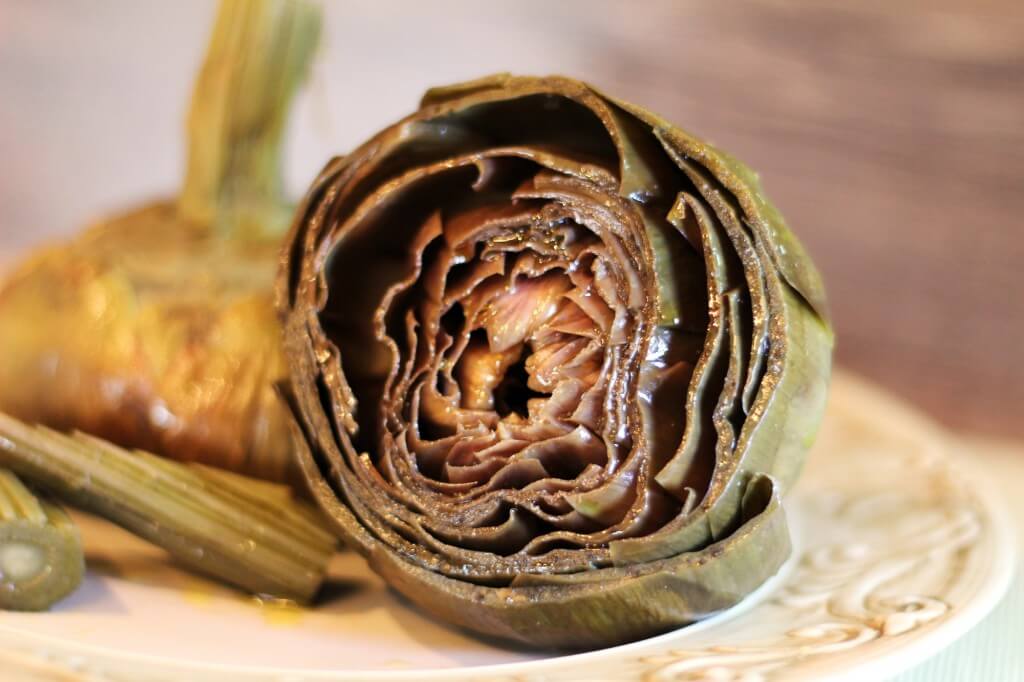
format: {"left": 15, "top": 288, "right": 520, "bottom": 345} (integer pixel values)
{"left": 0, "top": 412, "right": 336, "bottom": 604}
{"left": 279, "top": 74, "right": 833, "bottom": 649}
{"left": 0, "top": 0, "right": 320, "bottom": 484}
{"left": 0, "top": 468, "right": 84, "bottom": 611}
{"left": 180, "top": 0, "right": 321, "bottom": 238}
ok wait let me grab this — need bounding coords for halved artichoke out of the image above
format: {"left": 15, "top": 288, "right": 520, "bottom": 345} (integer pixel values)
{"left": 279, "top": 74, "right": 833, "bottom": 649}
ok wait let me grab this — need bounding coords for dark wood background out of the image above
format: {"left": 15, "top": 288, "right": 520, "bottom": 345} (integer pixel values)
{"left": 2, "top": 0, "right": 1022, "bottom": 437}
{"left": 569, "top": 0, "right": 1024, "bottom": 437}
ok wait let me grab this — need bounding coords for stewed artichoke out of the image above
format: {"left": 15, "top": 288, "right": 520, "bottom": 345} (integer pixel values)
{"left": 280, "top": 74, "right": 833, "bottom": 649}
{"left": 0, "top": 0, "right": 319, "bottom": 483}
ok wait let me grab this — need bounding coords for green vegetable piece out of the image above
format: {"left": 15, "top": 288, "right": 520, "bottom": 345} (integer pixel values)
{"left": 0, "top": 468, "right": 84, "bottom": 611}
{"left": 0, "top": 413, "right": 336, "bottom": 604}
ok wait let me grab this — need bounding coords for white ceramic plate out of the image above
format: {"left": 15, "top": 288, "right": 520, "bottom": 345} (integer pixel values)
{"left": 0, "top": 371, "right": 1015, "bottom": 682}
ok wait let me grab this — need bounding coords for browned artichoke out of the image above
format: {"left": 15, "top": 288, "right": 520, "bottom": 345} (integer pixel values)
{"left": 279, "top": 74, "right": 833, "bottom": 649}
{"left": 0, "top": 0, "right": 319, "bottom": 484}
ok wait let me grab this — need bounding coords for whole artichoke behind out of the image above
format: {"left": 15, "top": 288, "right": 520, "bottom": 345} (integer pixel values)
{"left": 0, "top": 0, "right": 320, "bottom": 484}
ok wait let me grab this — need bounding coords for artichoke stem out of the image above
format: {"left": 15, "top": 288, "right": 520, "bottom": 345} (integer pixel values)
{"left": 0, "top": 468, "right": 84, "bottom": 611}
{"left": 178, "top": 0, "right": 321, "bottom": 240}
{"left": 0, "top": 412, "right": 336, "bottom": 604}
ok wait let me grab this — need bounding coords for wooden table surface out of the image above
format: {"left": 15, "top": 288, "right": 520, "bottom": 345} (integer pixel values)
{"left": 1, "top": 0, "right": 1022, "bottom": 437}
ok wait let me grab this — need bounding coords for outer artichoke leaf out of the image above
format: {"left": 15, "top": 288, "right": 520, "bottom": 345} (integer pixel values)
{"left": 372, "top": 473, "right": 788, "bottom": 650}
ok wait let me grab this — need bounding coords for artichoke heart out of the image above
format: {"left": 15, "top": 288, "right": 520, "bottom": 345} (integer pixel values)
{"left": 280, "top": 74, "right": 833, "bottom": 649}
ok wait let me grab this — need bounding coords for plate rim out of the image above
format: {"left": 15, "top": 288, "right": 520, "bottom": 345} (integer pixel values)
{"left": 0, "top": 371, "right": 1016, "bottom": 682}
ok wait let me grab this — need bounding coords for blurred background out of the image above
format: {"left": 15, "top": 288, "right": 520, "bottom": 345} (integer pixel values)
{"left": 1, "top": 0, "right": 1022, "bottom": 438}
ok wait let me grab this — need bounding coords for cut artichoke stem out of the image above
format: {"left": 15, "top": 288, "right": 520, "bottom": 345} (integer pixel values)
{"left": 0, "top": 413, "right": 336, "bottom": 604}
{"left": 189, "top": 463, "right": 337, "bottom": 548}
{"left": 189, "top": 461, "right": 294, "bottom": 506}
{"left": 0, "top": 468, "right": 84, "bottom": 611}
